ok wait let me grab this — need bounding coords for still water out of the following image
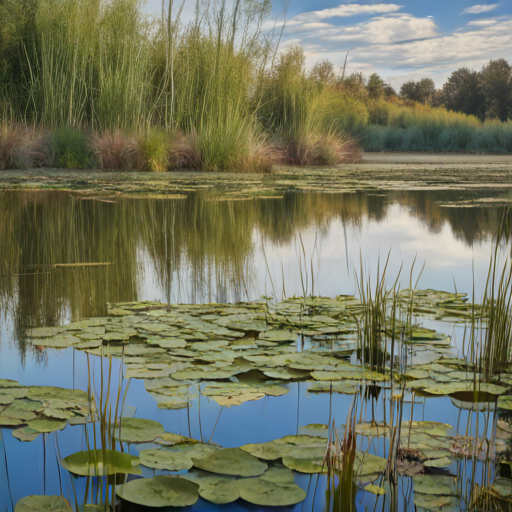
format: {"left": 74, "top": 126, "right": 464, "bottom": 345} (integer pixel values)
{"left": 0, "top": 190, "right": 507, "bottom": 511}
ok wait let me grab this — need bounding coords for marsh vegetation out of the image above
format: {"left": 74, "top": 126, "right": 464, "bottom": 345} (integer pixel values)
{"left": 0, "top": 0, "right": 511, "bottom": 174}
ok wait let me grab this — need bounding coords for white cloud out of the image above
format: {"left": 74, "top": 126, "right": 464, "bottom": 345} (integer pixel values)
{"left": 293, "top": 3, "right": 402, "bottom": 23}
{"left": 462, "top": 4, "right": 498, "bottom": 14}
{"left": 294, "top": 14, "right": 512, "bottom": 87}
{"left": 323, "top": 14, "right": 438, "bottom": 44}
{"left": 467, "top": 19, "right": 497, "bottom": 25}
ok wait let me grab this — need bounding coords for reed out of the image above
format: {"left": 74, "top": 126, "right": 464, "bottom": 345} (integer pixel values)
{"left": 259, "top": 46, "right": 355, "bottom": 165}
{"left": 481, "top": 212, "right": 512, "bottom": 376}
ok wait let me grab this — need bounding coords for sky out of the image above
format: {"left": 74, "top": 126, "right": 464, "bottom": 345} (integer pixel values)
{"left": 146, "top": 0, "right": 512, "bottom": 89}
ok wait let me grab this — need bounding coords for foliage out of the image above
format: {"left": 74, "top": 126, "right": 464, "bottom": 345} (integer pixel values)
{"left": 400, "top": 78, "right": 436, "bottom": 104}
{"left": 0, "top": 0, "right": 511, "bottom": 169}
{"left": 45, "top": 128, "right": 93, "bottom": 169}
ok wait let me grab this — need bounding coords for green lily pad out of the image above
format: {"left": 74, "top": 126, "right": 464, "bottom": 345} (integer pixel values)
{"left": 27, "top": 417, "right": 67, "bottom": 433}
{"left": 413, "top": 475, "right": 457, "bottom": 495}
{"left": 180, "top": 470, "right": 240, "bottom": 504}
{"left": 0, "top": 380, "right": 23, "bottom": 388}
{"left": 282, "top": 456, "right": 326, "bottom": 473}
{"left": 192, "top": 447, "right": 268, "bottom": 477}
{"left": 259, "top": 331, "right": 297, "bottom": 343}
{"left": 116, "top": 418, "right": 164, "bottom": 443}
{"left": 238, "top": 477, "right": 306, "bottom": 506}
{"left": 423, "top": 457, "right": 452, "bottom": 468}
{"left": 155, "top": 433, "right": 199, "bottom": 446}
{"left": 15, "top": 496, "right": 71, "bottom": 512}
{"left": 414, "top": 493, "right": 458, "bottom": 509}
{"left": 493, "top": 478, "right": 512, "bottom": 497}
{"left": 12, "top": 427, "right": 41, "bottom": 442}
{"left": 261, "top": 465, "right": 296, "bottom": 484}
{"left": 140, "top": 448, "right": 193, "bottom": 471}
{"left": 61, "top": 449, "right": 141, "bottom": 476}
{"left": 116, "top": 475, "right": 199, "bottom": 507}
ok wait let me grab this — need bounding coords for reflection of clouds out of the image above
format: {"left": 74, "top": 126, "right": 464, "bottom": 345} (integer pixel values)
{"left": 255, "top": 204, "right": 493, "bottom": 301}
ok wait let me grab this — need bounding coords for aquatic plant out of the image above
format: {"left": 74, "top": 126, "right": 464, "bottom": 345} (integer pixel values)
{"left": 481, "top": 212, "right": 512, "bottom": 376}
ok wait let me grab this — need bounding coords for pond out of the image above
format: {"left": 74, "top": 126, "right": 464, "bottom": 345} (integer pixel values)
{"left": 0, "top": 188, "right": 511, "bottom": 511}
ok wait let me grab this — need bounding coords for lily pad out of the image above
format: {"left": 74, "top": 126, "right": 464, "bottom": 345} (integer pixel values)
{"left": 12, "top": 427, "right": 41, "bottom": 442}
{"left": 116, "top": 418, "right": 164, "bottom": 443}
{"left": 116, "top": 475, "right": 199, "bottom": 507}
{"left": 180, "top": 470, "right": 239, "bottom": 504}
{"left": 27, "top": 417, "right": 67, "bottom": 433}
{"left": 238, "top": 477, "right": 306, "bottom": 506}
{"left": 139, "top": 448, "right": 193, "bottom": 471}
{"left": 61, "top": 449, "right": 141, "bottom": 476}
{"left": 192, "top": 447, "right": 268, "bottom": 477}
{"left": 15, "top": 496, "right": 71, "bottom": 512}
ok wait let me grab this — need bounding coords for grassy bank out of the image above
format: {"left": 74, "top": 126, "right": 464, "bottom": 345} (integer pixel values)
{"left": 0, "top": 0, "right": 510, "bottom": 173}
{"left": 353, "top": 101, "right": 512, "bottom": 153}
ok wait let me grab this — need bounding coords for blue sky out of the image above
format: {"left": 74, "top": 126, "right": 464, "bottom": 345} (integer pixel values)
{"left": 147, "top": 1, "right": 512, "bottom": 88}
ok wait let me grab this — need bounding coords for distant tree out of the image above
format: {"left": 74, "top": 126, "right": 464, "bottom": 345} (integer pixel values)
{"left": 366, "top": 73, "right": 385, "bottom": 99}
{"left": 310, "top": 60, "right": 336, "bottom": 85}
{"left": 400, "top": 78, "right": 436, "bottom": 104}
{"left": 382, "top": 83, "right": 396, "bottom": 98}
{"left": 341, "top": 71, "right": 367, "bottom": 97}
{"left": 480, "top": 59, "right": 512, "bottom": 121}
{"left": 440, "top": 67, "right": 485, "bottom": 119}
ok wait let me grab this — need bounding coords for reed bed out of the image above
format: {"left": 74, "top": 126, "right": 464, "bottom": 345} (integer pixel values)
{"left": 4, "top": 0, "right": 509, "bottom": 173}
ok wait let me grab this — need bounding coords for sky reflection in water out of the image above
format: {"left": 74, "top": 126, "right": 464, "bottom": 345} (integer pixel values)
{"left": 0, "top": 189, "right": 505, "bottom": 511}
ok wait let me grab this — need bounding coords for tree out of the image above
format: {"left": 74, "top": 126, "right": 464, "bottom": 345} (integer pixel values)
{"left": 382, "top": 84, "right": 396, "bottom": 98}
{"left": 440, "top": 67, "right": 485, "bottom": 119}
{"left": 341, "top": 71, "right": 367, "bottom": 97}
{"left": 400, "top": 78, "right": 436, "bottom": 104}
{"left": 366, "top": 73, "right": 385, "bottom": 99}
{"left": 480, "top": 59, "right": 512, "bottom": 121}
{"left": 310, "top": 60, "right": 336, "bottom": 85}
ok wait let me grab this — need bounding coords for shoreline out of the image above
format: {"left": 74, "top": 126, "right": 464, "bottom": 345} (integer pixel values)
{"left": 1, "top": 153, "right": 512, "bottom": 203}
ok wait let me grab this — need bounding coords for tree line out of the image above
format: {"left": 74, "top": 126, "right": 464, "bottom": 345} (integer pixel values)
{"left": 310, "top": 58, "right": 512, "bottom": 122}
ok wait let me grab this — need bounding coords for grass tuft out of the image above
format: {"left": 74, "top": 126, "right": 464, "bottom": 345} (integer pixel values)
{"left": 92, "top": 130, "right": 138, "bottom": 171}
{"left": 135, "top": 128, "right": 169, "bottom": 172}
{"left": 0, "top": 122, "right": 25, "bottom": 170}
{"left": 45, "top": 128, "right": 93, "bottom": 169}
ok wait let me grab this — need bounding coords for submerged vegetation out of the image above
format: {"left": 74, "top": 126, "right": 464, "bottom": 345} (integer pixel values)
{"left": 0, "top": 0, "right": 511, "bottom": 174}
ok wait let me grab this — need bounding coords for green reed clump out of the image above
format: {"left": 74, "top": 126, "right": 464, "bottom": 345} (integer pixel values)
{"left": 45, "top": 128, "right": 93, "bottom": 169}
{"left": 23, "top": 0, "right": 153, "bottom": 130}
{"left": 325, "top": 404, "right": 358, "bottom": 512}
{"left": 155, "top": 4, "right": 274, "bottom": 172}
{"left": 259, "top": 46, "right": 356, "bottom": 165}
{"left": 354, "top": 254, "right": 401, "bottom": 372}
{"left": 481, "top": 213, "right": 512, "bottom": 376}
{"left": 135, "top": 128, "right": 170, "bottom": 172}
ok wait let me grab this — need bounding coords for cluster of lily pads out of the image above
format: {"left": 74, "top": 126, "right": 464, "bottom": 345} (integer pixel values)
{"left": 0, "top": 379, "right": 91, "bottom": 437}
{"left": 12, "top": 290, "right": 512, "bottom": 509}
{"left": 11, "top": 413, "right": 512, "bottom": 510}
{"left": 23, "top": 291, "right": 512, "bottom": 415}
